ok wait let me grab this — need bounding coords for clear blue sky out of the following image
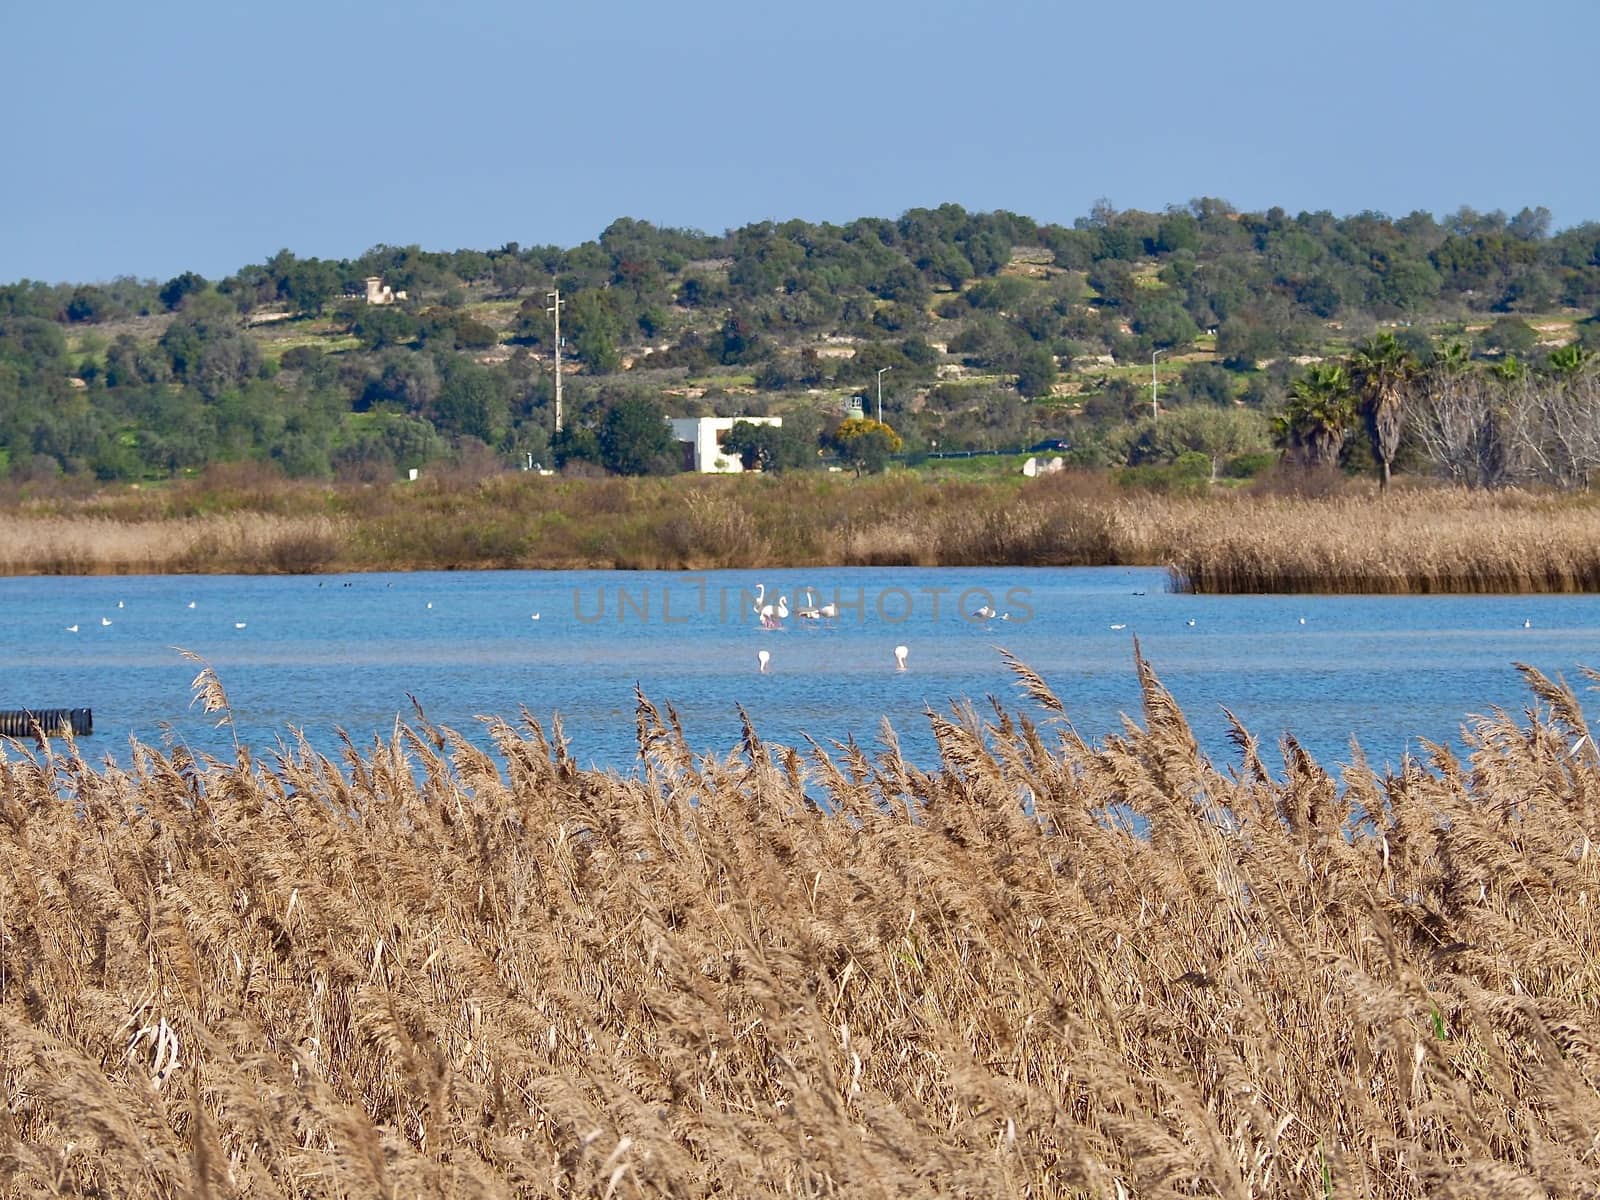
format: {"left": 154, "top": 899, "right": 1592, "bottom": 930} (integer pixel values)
{"left": 4, "top": 0, "right": 1594, "bottom": 283}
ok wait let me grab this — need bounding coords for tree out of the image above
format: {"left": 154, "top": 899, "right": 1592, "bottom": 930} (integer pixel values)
{"left": 1277, "top": 363, "right": 1354, "bottom": 468}
{"left": 826, "top": 417, "right": 902, "bottom": 476}
{"left": 721, "top": 420, "right": 785, "bottom": 471}
{"left": 1349, "top": 332, "right": 1415, "bottom": 490}
{"left": 1014, "top": 347, "right": 1058, "bottom": 398}
{"left": 597, "top": 395, "right": 675, "bottom": 475}
{"left": 1145, "top": 406, "right": 1271, "bottom": 481}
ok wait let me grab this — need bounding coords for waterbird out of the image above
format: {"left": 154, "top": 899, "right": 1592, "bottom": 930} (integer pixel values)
{"left": 100, "top": 617, "right": 112, "bottom": 627}
{"left": 1298, "top": 616, "right": 1306, "bottom": 625}
{"left": 426, "top": 602, "right": 433, "bottom": 609}
{"left": 531, "top": 612, "right": 541, "bottom": 621}
{"left": 894, "top": 644, "right": 908, "bottom": 671}
{"left": 1186, "top": 618, "right": 1196, "bottom": 627}
{"left": 1524, "top": 618, "right": 1532, "bottom": 629}
{"left": 187, "top": 601, "right": 196, "bottom": 609}
{"left": 757, "top": 649, "right": 771, "bottom": 673}
{"left": 1109, "top": 623, "right": 1126, "bottom": 631}
{"left": 972, "top": 604, "right": 996, "bottom": 620}
{"left": 234, "top": 622, "right": 247, "bottom": 630}
{"left": 65, "top": 624, "right": 78, "bottom": 634}
{"left": 116, "top": 600, "right": 124, "bottom": 609}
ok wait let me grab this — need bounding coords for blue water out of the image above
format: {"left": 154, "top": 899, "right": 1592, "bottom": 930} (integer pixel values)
{"left": 3, "top": 567, "right": 1597, "bottom": 775}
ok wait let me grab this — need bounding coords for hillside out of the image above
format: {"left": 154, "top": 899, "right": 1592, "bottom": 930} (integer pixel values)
{"left": 2, "top": 201, "right": 1598, "bottom": 489}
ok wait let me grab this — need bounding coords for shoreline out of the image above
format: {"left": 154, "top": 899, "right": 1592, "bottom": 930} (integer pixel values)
{"left": 4, "top": 471, "right": 1600, "bottom": 593}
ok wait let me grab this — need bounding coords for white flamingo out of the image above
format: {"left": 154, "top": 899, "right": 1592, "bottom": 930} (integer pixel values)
{"left": 894, "top": 644, "right": 908, "bottom": 671}
{"left": 757, "top": 649, "right": 771, "bottom": 673}
{"left": 776, "top": 595, "right": 789, "bottom": 621}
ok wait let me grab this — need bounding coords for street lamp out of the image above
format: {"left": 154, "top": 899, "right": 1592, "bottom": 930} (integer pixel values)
{"left": 1151, "top": 348, "right": 1168, "bottom": 422}
{"left": 876, "top": 366, "right": 892, "bottom": 424}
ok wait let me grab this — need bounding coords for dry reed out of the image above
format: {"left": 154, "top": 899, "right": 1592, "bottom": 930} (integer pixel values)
{"left": 6, "top": 473, "right": 1600, "bottom": 589}
{"left": 0, "top": 651, "right": 1596, "bottom": 1197}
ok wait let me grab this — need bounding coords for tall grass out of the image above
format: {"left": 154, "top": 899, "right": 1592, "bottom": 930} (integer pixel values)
{"left": 1, "top": 652, "right": 1597, "bottom": 1196}
{"left": 8, "top": 469, "right": 1600, "bottom": 591}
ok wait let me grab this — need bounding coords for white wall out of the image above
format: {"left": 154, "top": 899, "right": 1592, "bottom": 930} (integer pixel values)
{"left": 668, "top": 416, "right": 783, "bottom": 473}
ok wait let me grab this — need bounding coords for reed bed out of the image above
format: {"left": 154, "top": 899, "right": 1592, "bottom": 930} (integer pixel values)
{"left": 1169, "top": 489, "right": 1600, "bottom": 595}
{"left": 1, "top": 652, "right": 1597, "bottom": 1197}
{"left": 0, "top": 513, "right": 344, "bottom": 575}
{"left": 7, "top": 471, "right": 1600, "bottom": 592}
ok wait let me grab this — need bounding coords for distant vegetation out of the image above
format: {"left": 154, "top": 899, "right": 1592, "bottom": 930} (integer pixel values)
{"left": 5, "top": 200, "right": 1600, "bottom": 491}
{"left": 5, "top": 650, "right": 1599, "bottom": 1195}
{"left": 9, "top": 464, "right": 1600, "bottom": 593}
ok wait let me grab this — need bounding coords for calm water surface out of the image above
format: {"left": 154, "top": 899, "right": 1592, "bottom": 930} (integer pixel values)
{"left": 3, "top": 567, "right": 1598, "bottom": 774}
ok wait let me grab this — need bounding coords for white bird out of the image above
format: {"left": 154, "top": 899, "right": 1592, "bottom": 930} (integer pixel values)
{"left": 187, "top": 601, "right": 196, "bottom": 609}
{"left": 116, "top": 600, "right": 124, "bottom": 609}
{"left": 100, "top": 617, "right": 112, "bottom": 627}
{"left": 972, "top": 604, "right": 996, "bottom": 620}
{"left": 998, "top": 612, "right": 1011, "bottom": 621}
{"left": 426, "top": 602, "right": 433, "bottom": 609}
{"left": 234, "top": 622, "right": 247, "bottom": 630}
{"left": 757, "top": 649, "right": 771, "bottom": 673}
{"left": 531, "top": 612, "right": 541, "bottom": 621}
{"left": 1523, "top": 618, "right": 1532, "bottom": 629}
{"left": 776, "top": 595, "right": 789, "bottom": 621}
{"left": 1186, "top": 618, "right": 1196, "bottom": 627}
{"left": 1109, "top": 623, "right": 1126, "bottom": 631}
{"left": 894, "top": 644, "right": 909, "bottom": 671}
{"left": 1298, "top": 616, "right": 1306, "bottom": 625}
{"left": 65, "top": 624, "right": 78, "bottom": 634}
{"left": 817, "top": 602, "right": 838, "bottom": 618}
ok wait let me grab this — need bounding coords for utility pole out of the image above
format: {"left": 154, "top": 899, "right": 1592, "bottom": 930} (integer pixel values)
{"left": 876, "top": 366, "right": 891, "bottom": 424}
{"left": 1151, "top": 348, "right": 1167, "bottom": 423}
{"left": 547, "top": 290, "right": 564, "bottom": 434}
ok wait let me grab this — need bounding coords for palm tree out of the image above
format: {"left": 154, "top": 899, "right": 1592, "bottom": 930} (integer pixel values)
{"left": 1546, "top": 343, "right": 1591, "bottom": 378}
{"left": 1277, "top": 362, "right": 1354, "bottom": 469}
{"left": 1349, "top": 332, "right": 1415, "bottom": 491}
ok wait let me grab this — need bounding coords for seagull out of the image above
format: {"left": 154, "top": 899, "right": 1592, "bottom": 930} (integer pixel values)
{"left": 530, "top": 613, "right": 541, "bottom": 621}
{"left": 1523, "top": 618, "right": 1532, "bottom": 629}
{"left": 1109, "top": 623, "right": 1127, "bottom": 631}
{"left": 972, "top": 604, "right": 996, "bottom": 621}
{"left": 1186, "top": 618, "right": 1196, "bottom": 627}
{"left": 65, "top": 624, "right": 78, "bottom": 634}
{"left": 1298, "top": 616, "right": 1306, "bottom": 625}
{"left": 100, "top": 617, "right": 112, "bottom": 627}
{"left": 894, "top": 644, "right": 908, "bottom": 671}
{"left": 757, "top": 649, "right": 771, "bottom": 673}
{"left": 187, "top": 601, "right": 196, "bottom": 609}
{"left": 426, "top": 602, "right": 433, "bottom": 609}
{"left": 116, "top": 600, "right": 124, "bottom": 609}
{"left": 234, "top": 622, "right": 247, "bottom": 630}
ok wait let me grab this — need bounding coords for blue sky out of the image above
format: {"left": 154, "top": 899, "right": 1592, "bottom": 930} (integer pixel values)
{"left": 4, "top": 0, "right": 1594, "bottom": 283}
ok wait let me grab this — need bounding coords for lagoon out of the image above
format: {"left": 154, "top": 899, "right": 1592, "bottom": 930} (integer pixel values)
{"left": 3, "top": 566, "right": 1598, "bottom": 772}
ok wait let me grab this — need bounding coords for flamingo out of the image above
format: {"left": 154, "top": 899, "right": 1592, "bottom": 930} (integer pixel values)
{"left": 776, "top": 595, "right": 789, "bottom": 621}
{"left": 894, "top": 644, "right": 908, "bottom": 671}
{"left": 757, "top": 649, "right": 771, "bottom": 673}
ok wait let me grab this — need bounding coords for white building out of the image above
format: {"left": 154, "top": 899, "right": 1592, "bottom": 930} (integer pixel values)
{"left": 668, "top": 416, "right": 783, "bottom": 473}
